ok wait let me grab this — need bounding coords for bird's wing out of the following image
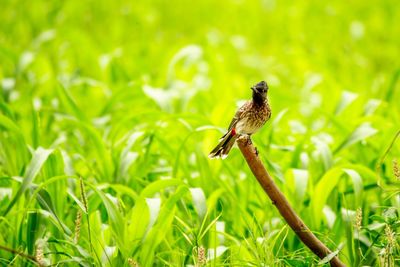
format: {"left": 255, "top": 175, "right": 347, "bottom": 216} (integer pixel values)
{"left": 219, "top": 101, "right": 249, "bottom": 140}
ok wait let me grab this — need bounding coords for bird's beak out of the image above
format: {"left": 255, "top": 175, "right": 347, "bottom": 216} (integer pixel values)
{"left": 251, "top": 86, "right": 256, "bottom": 91}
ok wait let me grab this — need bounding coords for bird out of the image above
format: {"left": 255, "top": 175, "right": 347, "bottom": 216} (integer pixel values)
{"left": 209, "top": 81, "right": 271, "bottom": 159}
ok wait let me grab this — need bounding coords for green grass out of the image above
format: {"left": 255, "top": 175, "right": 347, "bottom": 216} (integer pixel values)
{"left": 1, "top": 0, "right": 399, "bottom": 266}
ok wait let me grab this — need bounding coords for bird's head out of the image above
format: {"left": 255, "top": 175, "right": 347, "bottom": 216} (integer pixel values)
{"left": 251, "top": 81, "right": 268, "bottom": 102}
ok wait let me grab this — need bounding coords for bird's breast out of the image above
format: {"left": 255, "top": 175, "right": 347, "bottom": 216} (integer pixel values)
{"left": 236, "top": 102, "right": 271, "bottom": 135}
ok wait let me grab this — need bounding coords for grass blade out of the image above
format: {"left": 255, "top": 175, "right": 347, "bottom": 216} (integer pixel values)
{"left": 3, "top": 147, "right": 53, "bottom": 216}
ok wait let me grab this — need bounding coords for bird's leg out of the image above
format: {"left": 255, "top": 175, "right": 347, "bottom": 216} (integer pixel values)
{"left": 237, "top": 134, "right": 249, "bottom": 142}
{"left": 246, "top": 134, "right": 252, "bottom": 145}
{"left": 245, "top": 135, "right": 259, "bottom": 156}
{"left": 238, "top": 135, "right": 258, "bottom": 155}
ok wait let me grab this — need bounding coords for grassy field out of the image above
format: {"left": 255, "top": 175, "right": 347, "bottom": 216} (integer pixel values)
{"left": 0, "top": 0, "right": 399, "bottom": 266}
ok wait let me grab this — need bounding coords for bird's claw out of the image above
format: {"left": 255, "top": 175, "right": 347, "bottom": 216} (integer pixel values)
{"left": 246, "top": 136, "right": 252, "bottom": 145}
{"left": 255, "top": 147, "right": 259, "bottom": 156}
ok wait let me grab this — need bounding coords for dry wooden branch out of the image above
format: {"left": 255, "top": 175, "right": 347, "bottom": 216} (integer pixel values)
{"left": 237, "top": 137, "right": 346, "bottom": 267}
{"left": 0, "top": 244, "right": 38, "bottom": 263}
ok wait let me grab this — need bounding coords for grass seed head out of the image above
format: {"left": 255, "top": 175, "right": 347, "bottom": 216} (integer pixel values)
{"left": 385, "top": 224, "right": 396, "bottom": 253}
{"left": 194, "top": 246, "right": 207, "bottom": 267}
{"left": 35, "top": 238, "right": 48, "bottom": 266}
{"left": 355, "top": 208, "right": 362, "bottom": 231}
{"left": 74, "top": 209, "right": 82, "bottom": 244}
{"left": 35, "top": 245, "right": 44, "bottom": 266}
{"left": 79, "top": 176, "right": 88, "bottom": 213}
{"left": 127, "top": 258, "right": 139, "bottom": 267}
{"left": 378, "top": 248, "right": 387, "bottom": 266}
{"left": 393, "top": 159, "right": 400, "bottom": 180}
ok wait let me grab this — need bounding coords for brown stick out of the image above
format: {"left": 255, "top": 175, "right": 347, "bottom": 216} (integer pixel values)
{"left": 0, "top": 244, "right": 38, "bottom": 263}
{"left": 237, "top": 137, "right": 346, "bottom": 267}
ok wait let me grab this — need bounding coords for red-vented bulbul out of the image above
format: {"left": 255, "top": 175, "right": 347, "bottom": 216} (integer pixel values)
{"left": 209, "top": 81, "right": 271, "bottom": 159}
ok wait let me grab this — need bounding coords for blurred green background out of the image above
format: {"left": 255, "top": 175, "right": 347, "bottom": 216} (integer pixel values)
{"left": 0, "top": 0, "right": 399, "bottom": 266}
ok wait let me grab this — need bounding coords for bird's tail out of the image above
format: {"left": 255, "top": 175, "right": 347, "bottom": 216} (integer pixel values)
{"left": 208, "top": 130, "right": 237, "bottom": 159}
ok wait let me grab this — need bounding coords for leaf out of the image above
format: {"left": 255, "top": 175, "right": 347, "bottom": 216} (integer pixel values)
{"left": 67, "top": 188, "right": 87, "bottom": 213}
{"left": 139, "top": 186, "right": 188, "bottom": 266}
{"left": 0, "top": 114, "right": 28, "bottom": 168}
{"left": 119, "top": 151, "right": 138, "bottom": 179}
{"left": 334, "top": 90, "right": 358, "bottom": 115}
{"left": 311, "top": 167, "right": 342, "bottom": 226}
{"left": 341, "top": 208, "right": 356, "bottom": 263}
{"left": 37, "top": 188, "right": 70, "bottom": 234}
{"left": 0, "top": 113, "right": 23, "bottom": 134}
{"left": 385, "top": 68, "right": 400, "bottom": 101}
{"left": 198, "top": 213, "right": 221, "bottom": 241}
{"left": 312, "top": 166, "right": 367, "bottom": 226}
{"left": 127, "top": 197, "right": 150, "bottom": 246}
{"left": 119, "top": 131, "right": 144, "bottom": 179}
{"left": 312, "top": 136, "right": 333, "bottom": 171}
{"left": 142, "top": 85, "right": 176, "bottom": 111}
{"left": 335, "top": 123, "right": 378, "bottom": 153}
{"left": 56, "top": 84, "right": 87, "bottom": 122}
{"left": 61, "top": 117, "right": 113, "bottom": 180}
{"left": 382, "top": 207, "right": 397, "bottom": 223}
{"left": 108, "top": 184, "right": 138, "bottom": 200}
{"left": 207, "top": 246, "right": 228, "bottom": 261}
{"left": 31, "top": 109, "right": 40, "bottom": 148}
{"left": 32, "top": 29, "right": 56, "bottom": 48}
{"left": 26, "top": 211, "right": 39, "bottom": 255}
{"left": 173, "top": 125, "right": 216, "bottom": 177}
{"left": 18, "top": 51, "right": 35, "bottom": 71}
{"left": 1, "top": 77, "right": 15, "bottom": 92}
{"left": 341, "top": 208, "right": 356, "bottom": 222}
{"left": 90, "top": 186, "right": 127, "bottom": 256}
{"left": 206, "top": 188, "right": 225, "bottom": 213}
{"left": 292, "top": 169, "right": 309, "bottom": 205}
{"left": 189, "top": 187, "right": 207, "bottom": 219}
{"left": 322, "top": 206, "right": 337, "bottom": 229}
{"left": 318, "top": 249, "right": 340, "bottom": 265}
{"left": 167, "top": 45, "right": 203, "bottom": 80}
{"left": 271, "top": 108, "right": 288, "bottom": 127}
{"left": 3, "top": 147, "right": 54, "bottom": 216}
{"left": 140, "top": 179, "right": 182, "bottom": 197}
{"left": 343, "top": 169, "right": 363, "bottom": 207}
{"left": 88, "top": 211, "right": 106, "bottom": 262}
{"left": 363, "top": 99, "right": 381, "bottom": 115}
{"left": 145, "top": 198, "right": 161, "bottom": 233}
